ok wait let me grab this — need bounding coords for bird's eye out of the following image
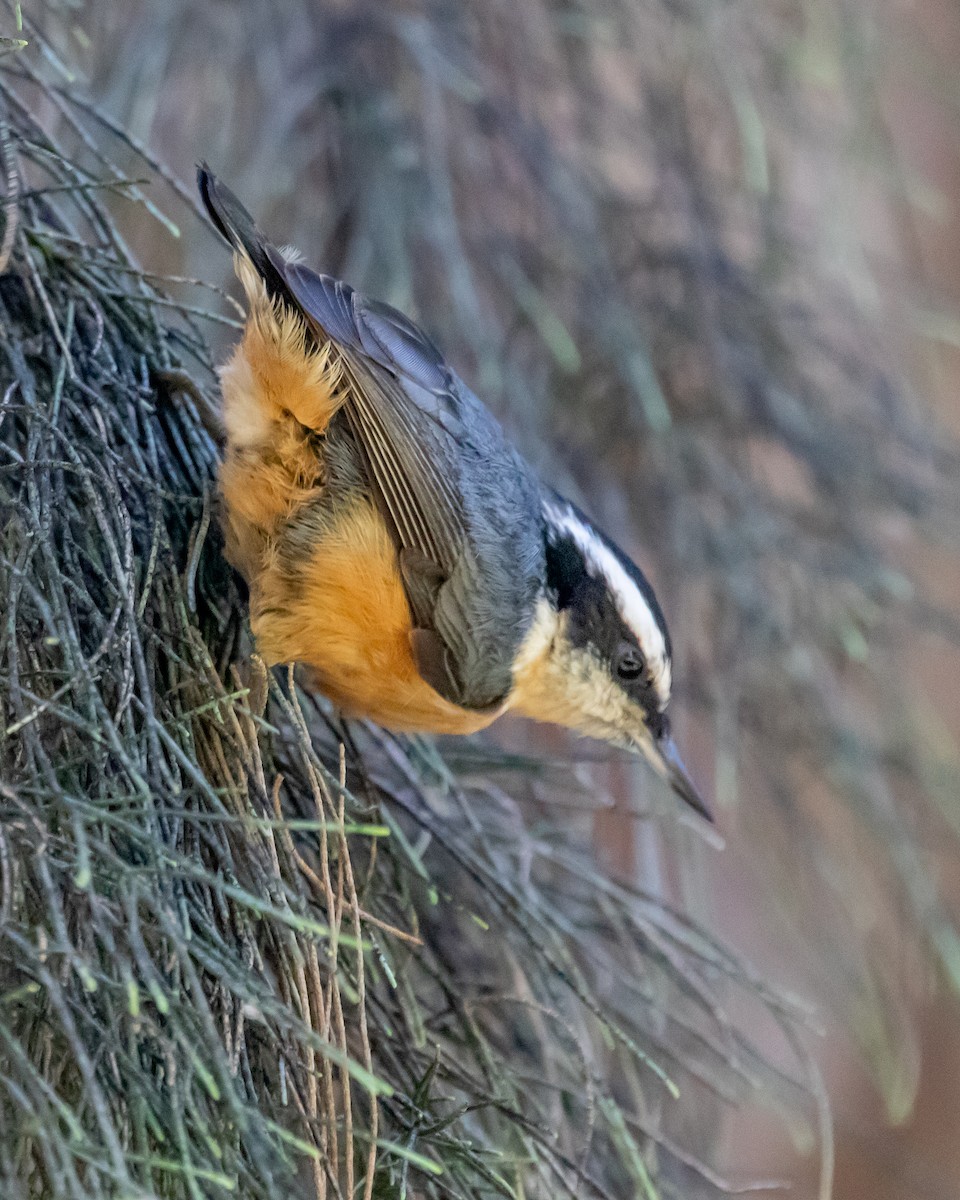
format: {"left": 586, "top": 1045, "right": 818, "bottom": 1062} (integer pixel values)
{"left": 615, "top": 645, "right": 644, "bottom": 682}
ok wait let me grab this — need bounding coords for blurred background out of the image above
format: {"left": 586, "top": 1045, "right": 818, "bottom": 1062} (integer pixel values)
{"left": 9, "top": 0, "right": 960, "bottom": 1194}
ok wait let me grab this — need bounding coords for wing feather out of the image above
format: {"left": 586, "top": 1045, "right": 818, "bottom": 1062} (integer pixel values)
{"left": 272, "top": 249, "right": 542, "bottom": 708}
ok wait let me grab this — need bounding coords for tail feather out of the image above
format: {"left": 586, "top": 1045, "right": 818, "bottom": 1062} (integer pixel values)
{"left": 197, "top": 164, "right": 289, "bottom": 304}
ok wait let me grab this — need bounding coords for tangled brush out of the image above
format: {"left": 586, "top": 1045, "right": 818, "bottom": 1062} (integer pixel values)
{"left": 0, "top": 14, "right": 823, "bottom": 1200}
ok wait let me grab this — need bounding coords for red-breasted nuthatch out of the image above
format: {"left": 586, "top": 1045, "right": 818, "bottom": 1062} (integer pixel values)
{"left": 198, "top": 167, "right": 710, "bottom": 821}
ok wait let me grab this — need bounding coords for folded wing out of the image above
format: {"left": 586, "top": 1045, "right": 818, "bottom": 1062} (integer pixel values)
{"left": 274, "top": 256, "right": 543, "bottom": 710}
{"left": 197, "top": 168, "right": 543, "bottom": 710}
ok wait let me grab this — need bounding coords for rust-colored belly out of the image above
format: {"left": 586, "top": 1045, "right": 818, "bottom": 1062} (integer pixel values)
{"left": 248, "top": 498, "right": 496, "bottom": 735}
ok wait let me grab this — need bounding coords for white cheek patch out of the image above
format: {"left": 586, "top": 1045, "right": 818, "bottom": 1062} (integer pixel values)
{"left": 511, "top": 613, "right": 657, "bottom": 750}
{"left": 542, "top": 499, "right": 672, "bottom": 707}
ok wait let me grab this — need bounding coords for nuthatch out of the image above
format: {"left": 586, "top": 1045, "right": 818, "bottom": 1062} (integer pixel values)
{"left": 198, "top": 167, "right": 710, "bottom": 821}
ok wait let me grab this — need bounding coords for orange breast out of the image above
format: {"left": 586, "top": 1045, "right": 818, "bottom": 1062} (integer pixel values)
{"left": 250, "top": 499, "right": 498, "bottom": 735}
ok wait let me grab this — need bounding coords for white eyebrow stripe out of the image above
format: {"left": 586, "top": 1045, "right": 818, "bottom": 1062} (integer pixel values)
{"left": 543, "top": 499, "right": 672, "bottom": 705}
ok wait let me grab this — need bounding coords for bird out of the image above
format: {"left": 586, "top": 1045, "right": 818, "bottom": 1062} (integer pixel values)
{"left": 197, "top": 166, "right": 711, "bottom": 821}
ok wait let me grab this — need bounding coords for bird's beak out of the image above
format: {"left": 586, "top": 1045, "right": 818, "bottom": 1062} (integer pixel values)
{"left": 649, "top": 734, "right": 713, "bottom": 822}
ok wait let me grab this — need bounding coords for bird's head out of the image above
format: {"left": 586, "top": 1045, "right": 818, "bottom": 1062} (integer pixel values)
{"left": 510, "top": 496, "right": 711, "bottom": 821}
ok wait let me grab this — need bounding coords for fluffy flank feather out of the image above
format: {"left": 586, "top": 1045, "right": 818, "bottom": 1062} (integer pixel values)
{"left": 225, "top": 250, "right": 348, "bottom": 439}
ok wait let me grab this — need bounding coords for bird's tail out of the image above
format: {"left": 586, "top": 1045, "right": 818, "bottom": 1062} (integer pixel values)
{"left": 197, "top": 164, "right": 290, "bottom": 304}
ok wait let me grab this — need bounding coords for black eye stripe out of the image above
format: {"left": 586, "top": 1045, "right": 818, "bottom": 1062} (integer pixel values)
{"left": 543, "top": 517, "right": 672, "bottom": 710}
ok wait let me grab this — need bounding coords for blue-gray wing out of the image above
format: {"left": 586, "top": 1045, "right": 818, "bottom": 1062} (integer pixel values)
{"left": 273, "top": 254, "right": 544, "bottom": 710}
